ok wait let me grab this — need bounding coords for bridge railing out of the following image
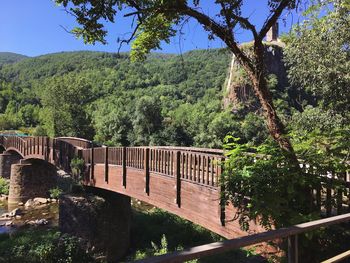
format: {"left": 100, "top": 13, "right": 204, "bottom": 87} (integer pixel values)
{"left": 179, "top": 151, "right": 223, "bottom": 187}
{"left": 56, "top": 137, "right": 93, "bottom": 149}
{"left": 150, "top": 148, "right": 175, "bottom": 177}
{"left": 136, "top": 213, "right": 350, "bottom": 263}
{"left": 1, "top": 135, "right": 349, "bottom": 214}
{"left": 81, "top": 146, "right": 225, "bottom": 188}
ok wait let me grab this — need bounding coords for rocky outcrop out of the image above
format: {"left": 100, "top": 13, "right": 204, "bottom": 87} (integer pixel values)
{"left": 59, "top": 190, "right": 131, "bottom": 262}
{"left": 223, "top": 42, "right": 288, "bottom": 112}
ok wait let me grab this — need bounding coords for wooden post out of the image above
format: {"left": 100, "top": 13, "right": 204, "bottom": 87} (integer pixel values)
{"left": 90, "top": 145, "right": 94, "bottom": 180}
{"left": 144, "top": 148, "right": 150, "bottom": 195}
{"left": 41, "top": 136, "right": 44, "bottom": 156}
{"left": 288, "top": 235, "right": 299, "bottom": 263}
{"left": 104, "top": 146, "right": 109, "bottom": 183}
{"left": 52, "top": 139, "right": 55, "bottom": 164}
{"left": 219, "top": 157, "right": 225, "bottom": 226}
{"left": 175, "top": 151, "right": 181, "bottom": 207}
{"left": 122, "top": 147, "right": 126, "bottom": 188}
{"left": 37, "top": 136, "right": 40, "bottom": 154}
{"left": 46, "top": 137, "right": 50, "bottom": 162}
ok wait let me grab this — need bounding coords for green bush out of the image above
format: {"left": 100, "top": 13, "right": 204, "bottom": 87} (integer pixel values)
{"left": 0, "top": 178, "right": 9, "bottom": 195}
{"left": 49, "top": 187, "right": 63, "bottom": 199}
{"left": 70, "top": 157, "right": 85, "bottom": 182}
{"left": 0, "top": 229, "right": 96, "bottom": 263}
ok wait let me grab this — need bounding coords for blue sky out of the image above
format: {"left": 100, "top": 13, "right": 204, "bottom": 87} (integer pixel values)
{"left": 0, "top": 0, "right": 301, "bottom": 57}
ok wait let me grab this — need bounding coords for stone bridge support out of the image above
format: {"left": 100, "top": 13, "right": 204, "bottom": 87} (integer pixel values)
{"left": 59, "top": 187, "right": 131, "bottom": 262}
{"left": 0, "top": 151, "right": 22, "bottom": 179}
{"left": 8, "top": 159, "right": 57, "bottom": 204}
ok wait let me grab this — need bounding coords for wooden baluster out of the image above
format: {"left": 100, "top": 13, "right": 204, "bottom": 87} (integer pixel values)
{"left": 140, "top": 149, "right": 142, "bottom": 169}
{"left": 156, "top": 150, "right": 159, "bottom": 173}
{"left": 165, "top": 151, "right": 168, "bottom": 176}
{"left": 163, "top": 150, "right": 165, "bottom": 174}
{"left": 149, "top": 150, "right": 152, "bottom": 171}
{"left": 197, "top": 155, "right": 201, "bottom": 183}
{"left": 193, "top": 154, "right": 197, "bottom": 182}
{"left": 201, "top": 155, "right": 205, "bottom": 184}
{"left": 168, "top": 151, "right": 171, "bottom": 175}
{"left": 181, "top": 153, "right": 185, "bottom": 179}
{"left": 184, "top": 152, "right": 190, "bottom": 179}
{"left": 161, "top": 150, "right": 164, "bottom": 174}
{"left": 189, "top": 154, "right": 193, "bottom": 181}
{"left": 206, "top": 157, "right": 210, "bottom": 185}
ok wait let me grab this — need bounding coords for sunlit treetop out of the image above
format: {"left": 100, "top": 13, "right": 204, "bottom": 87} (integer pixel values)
{"left": 55, "top": 0, "right": 301, "bottom": 61}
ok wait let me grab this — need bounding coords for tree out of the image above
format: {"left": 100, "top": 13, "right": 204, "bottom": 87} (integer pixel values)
{"left": 55, "top": 0, "right": 302, "bottom": 162}
{"left": 284, "top": 1, "right": 350, "bottom": 117}
{"left": 132, "top": 96, "right": 163, "bottom": 145}
{"left": 38, "top": 73, "right": 94, "bottom": 138}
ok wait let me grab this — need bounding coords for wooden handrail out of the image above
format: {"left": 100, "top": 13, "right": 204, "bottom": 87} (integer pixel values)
{"left": 135, "top": 213, "right": 350, "bottom": 263}
{"left": 321, "top": 250, "right": 350, "bottom": 263}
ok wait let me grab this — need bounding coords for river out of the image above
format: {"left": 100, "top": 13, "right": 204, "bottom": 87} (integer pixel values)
{"left": 0, "top": 200, "right": 59, "bottom": 234}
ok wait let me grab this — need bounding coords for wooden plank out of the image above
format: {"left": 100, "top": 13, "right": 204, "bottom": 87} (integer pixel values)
{"left": 321, "top": 250, "right": 350, "bottom": 263}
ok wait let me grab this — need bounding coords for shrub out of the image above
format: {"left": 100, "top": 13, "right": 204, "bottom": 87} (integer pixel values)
{"left": 70, "top": 157, "right": 85, "bottom": 182}
{"left": 49, "top": 187, "right": 63, "bottom": 199}
{"left": 0, "top": 229, "right": 96, "bottom": 263}
{"left": 0, "top": 178, "right": 9, "bottom": 195}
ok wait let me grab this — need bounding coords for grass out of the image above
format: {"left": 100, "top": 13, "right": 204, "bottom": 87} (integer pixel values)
{"left": 125, "top": 205, "right": 266, "bottom": 262}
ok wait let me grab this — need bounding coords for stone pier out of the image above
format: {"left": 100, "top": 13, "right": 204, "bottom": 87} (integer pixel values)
{"left": 59, "top": 188, "right": 131, "bottom": 262}
{"left": 0, "top": 152, "right": 22, "bottom": 179}
{"left": 8, "top": 159, "right": 57, "bottom": 204}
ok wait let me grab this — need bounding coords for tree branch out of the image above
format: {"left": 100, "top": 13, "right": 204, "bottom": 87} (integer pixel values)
{"left": 258, "top": 0, "right": 292, "bottom": 40}
{"left": 117, "top": 23, "right": 140, "bottom": 54}
{"left": 179, "top": 5, "right": 255, "bottom": 72}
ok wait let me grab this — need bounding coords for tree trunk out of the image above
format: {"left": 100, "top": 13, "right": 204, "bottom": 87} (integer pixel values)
{"left": 232, "top": 41, "right": 300, "bottom": 167}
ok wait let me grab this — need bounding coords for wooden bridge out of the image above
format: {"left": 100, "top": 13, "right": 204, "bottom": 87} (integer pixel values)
{"left": 1, "top": 135, "right": 349, "bottom": 241}
{"left": 0, "top": 135, "right": 266, "bottom": 238}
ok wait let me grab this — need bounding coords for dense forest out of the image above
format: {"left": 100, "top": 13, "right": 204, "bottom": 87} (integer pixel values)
{"left": 0, "top": 48, "right": 272, "bottom": 148}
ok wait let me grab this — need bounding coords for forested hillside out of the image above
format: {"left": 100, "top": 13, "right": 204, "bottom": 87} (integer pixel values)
{"left": 0, "top": 52, "right": 27, "bottom": 66}
{"left": 0, "top": 49, "right": 261, "bottom": 147}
